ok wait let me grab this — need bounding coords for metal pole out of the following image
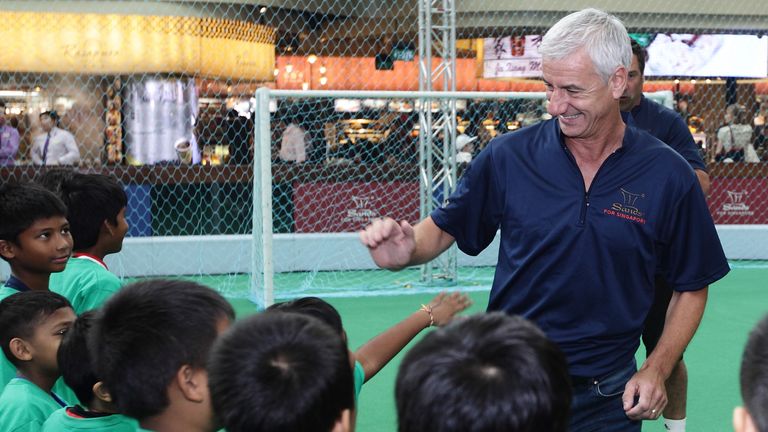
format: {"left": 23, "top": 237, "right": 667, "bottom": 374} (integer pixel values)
{"left": 252, "top": 87, "right": 274, "bottom": 308}
{"left": 418, "top": 0, "right": 433, "bottom": 281}
{"left": 418, "top": 0, "right": 458, "bottom": 283}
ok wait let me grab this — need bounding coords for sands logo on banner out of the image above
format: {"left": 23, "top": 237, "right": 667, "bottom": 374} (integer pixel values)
{"left": 708, "top": 178, "right": 766, "bottom": 224}
{"left": 483, "top": 35, "right": 543, "bottom": 79}
{"left": 293, "top": 182, "right": 419, "bottom": 233}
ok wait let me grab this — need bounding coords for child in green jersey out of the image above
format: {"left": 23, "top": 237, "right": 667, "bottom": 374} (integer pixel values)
{"left": 0, "top": 291, "right": 76, "bottom": 431}
{"left": 0, "top": 183, "right": 73, "bottom": 399}
{"left": 42, "top": 172, "right": 129, "bottom": 314}
{"left": 41, "top": 310, "right": 137, "bottom": 432}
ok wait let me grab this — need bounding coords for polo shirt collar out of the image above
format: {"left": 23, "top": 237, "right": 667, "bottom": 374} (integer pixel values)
{"left": 4, "top": 275, "right": 30, "bottom": 292}
{"left": 549, "top": 117, "right": 635, "bottom": 154}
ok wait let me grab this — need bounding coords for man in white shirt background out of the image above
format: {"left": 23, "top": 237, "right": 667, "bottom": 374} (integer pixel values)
{"left": 30, "top": 110, "right": 81, "bottom": 166}
{"left": 279, "top": 120, "right": 309, "bottom": 163}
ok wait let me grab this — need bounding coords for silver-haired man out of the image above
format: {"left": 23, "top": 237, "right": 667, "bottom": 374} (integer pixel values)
{"left": 360, "top": 8, "right": 728, "bottom": 430}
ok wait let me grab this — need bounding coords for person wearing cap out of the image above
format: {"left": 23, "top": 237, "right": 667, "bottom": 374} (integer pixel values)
{"left": 30, "top": 111, "right": 81, "bottom": 166}
{"left": 455, "top": 134, "right": 477, "bottom": 164}
{"left": 0, "top": 109, "right": 20, "bottom": 166}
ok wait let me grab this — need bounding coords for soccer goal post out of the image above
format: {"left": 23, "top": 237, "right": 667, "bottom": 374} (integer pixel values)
{"left": 250, "top": 88, "right": 548, "bottom": 308}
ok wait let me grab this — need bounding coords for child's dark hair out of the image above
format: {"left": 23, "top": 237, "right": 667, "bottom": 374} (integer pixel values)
{"left": 90, "top": 279, "right": 235, "bottom": 420}
{"left": 267, "top": 296, "right": 344, "bottom": 336}
{"left": 54, "top": 173, "right": 127, "bottom": 251}
{"left": 36, "top": 168, "right": 77, "bottom": 196}
{"left": 0, "top": 182, "right": 67, "bottom": 245}
{"left": 58, "top": 310, "right": 99, "bottom": 407}
{"left": 208, "top": 311, "right": 354, "bottom": 432}
{"left": 0, "top": 291, "right": 72, "bottom": 367}
{"left": 740, "top": 314, "right": 768, "bottom": 432}
{"left": 396, "top": 312, "right": 572, "bottom": 432}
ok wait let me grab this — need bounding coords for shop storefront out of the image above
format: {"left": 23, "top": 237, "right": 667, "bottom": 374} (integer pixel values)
{"left": 0, "top": 10, "right": 275, "bottom": 166}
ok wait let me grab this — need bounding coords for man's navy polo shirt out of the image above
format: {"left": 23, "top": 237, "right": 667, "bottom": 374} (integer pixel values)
{"left": 431, "top": 119, "right": 729, "bottom": 377}
{"left": 626, "top": 96, "right": 707, "bottom": 172}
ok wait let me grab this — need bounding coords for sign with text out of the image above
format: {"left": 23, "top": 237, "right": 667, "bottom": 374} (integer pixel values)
{"left": 293, "top": 182, "right": 419, "bottom": 233}
{"left": 708, "top": 178, "right": 768, "bottom": 224}
{"left": 0, "top": 12, "right": 275, "bottom": 80}
{"left": 483, "top": 36, "right": 543, "bottom": 79}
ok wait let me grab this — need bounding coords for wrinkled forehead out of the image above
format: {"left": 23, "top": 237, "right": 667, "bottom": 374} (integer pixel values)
{"left": 542, "top": 50, "right": 601, "bottom": 82}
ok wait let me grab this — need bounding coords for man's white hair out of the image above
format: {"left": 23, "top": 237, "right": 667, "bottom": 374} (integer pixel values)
{"left": 539, "top": 8, "right": 631, "bottom": 82}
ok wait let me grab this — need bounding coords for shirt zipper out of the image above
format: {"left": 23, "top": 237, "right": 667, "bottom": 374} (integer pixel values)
{"left": 562, "top": 145, "right": 620, "bottom": 226}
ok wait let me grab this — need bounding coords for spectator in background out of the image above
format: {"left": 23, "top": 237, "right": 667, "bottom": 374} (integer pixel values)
{"left": 225, "top": 109, "right": 253, "bottom": 165}
{"left": 753, "top": 101, "right": 768, "bottom": 152}
{"left": 676, "top": 98, "right": 691, "bottom": 125}
{"left": 385, "top": 113, "right": 418, "bottom": 165}
{"left": 31, "top": 111, "right": 81, "bottom": 166}
{"left": 620, "top": 39, "right": 711, "bottom": 432}
{"left": 279, "top": 113, "right": 309, "bottom": 163}
{"left": 455, "top": 134, "right": 477, "bottom": 164}
{"left": 270, "top": 119, "right": 286, "bottom": 163}
{"left": 324, "top": 119, "right": 341, "bottom": 161}
{"left": 463, "top": 104, "right": 485, "bottom": 149}
{"left": 0, "top": 108, "right": 20, "bottom": 166}
{"left": 476, "top": 110, "right": 496, "bottom": 154}
{"left": 713, "top": 104, "right": 755, "bottom": 163}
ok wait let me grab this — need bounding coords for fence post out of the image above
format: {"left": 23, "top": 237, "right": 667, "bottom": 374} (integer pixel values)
{"left": 252, "top": 87, "right": 274, "bottom": 308}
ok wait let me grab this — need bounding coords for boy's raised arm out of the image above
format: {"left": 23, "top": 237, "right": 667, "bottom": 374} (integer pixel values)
{"left": 354, "top": 291, "right": 471, "bottom": 382}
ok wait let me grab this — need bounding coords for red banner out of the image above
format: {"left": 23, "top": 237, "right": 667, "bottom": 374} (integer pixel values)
{"left": 293, "top": 177, "right": 768, "bottom": 232}
{"left": 293, "top": 182, "right": 420, "bottom": 233}
{"left": 708, "top": 177, "right": 768, "bottom": 224}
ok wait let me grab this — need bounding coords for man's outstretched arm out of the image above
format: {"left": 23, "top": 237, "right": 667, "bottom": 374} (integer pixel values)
{"left": 359, "top": 216, "right": 455, "bottom": 270}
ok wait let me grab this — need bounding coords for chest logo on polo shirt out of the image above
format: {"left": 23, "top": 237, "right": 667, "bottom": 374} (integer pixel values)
{"left": 602, "top": 188, "right": 647, "bottom": 224}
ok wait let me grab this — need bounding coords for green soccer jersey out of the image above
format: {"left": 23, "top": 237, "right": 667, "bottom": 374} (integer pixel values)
{"left": 0, "top": 285, "right": 21, "bottom": 301}
{"left": 50, "top": 256, "right": 122, "bottom": 314}
{"left": 0, "top": 377, "right": 66, "bottom": 432}
{"left": 0, "top": 283, "right": 79, "bottom": 406}
{"left": 41, "top": 407, "right": 138, "bottom": 432}
{"left": 0, "top": 285, "right": 20, "bottom": 393}
{"left": 354, "top": 360, "right": 365, "bottom": 401}
{"left": 0, "top": 349, "right": 78, "bottom": 411}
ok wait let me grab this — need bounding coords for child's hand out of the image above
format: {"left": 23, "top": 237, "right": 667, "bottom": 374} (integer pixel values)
{"left": 427, "top": 292, "right": 472, "bottom": 326}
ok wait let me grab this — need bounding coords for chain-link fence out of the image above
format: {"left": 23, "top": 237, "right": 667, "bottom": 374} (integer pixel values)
{"left": 0, "top": 1, "right": 766, "bottom": 303}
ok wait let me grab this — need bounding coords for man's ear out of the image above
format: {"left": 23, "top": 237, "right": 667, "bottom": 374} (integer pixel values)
{"left": 9, "top": 337, "right": 33, "bottom": 362}
{"left": 176, "top": 365, "right": 207, "bottom": 403}
{"left": 733, "top": 406, "right": 758, "bottom": 432}
{"left": 0, "top": 240, "right": 17, "bottom": 261}
{"left": 92, "top": 381, "right": 113, "bottom": 403}
{"left": 610, "top": 66, "right": 628, "bottom": 99}
{"left": 331, "top": 409, "right": 354, "bottom": 432}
